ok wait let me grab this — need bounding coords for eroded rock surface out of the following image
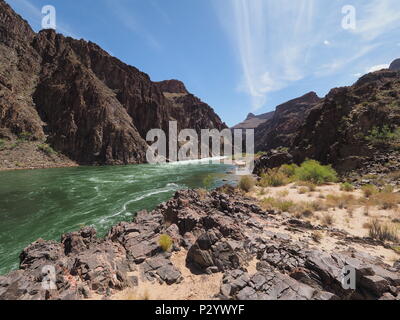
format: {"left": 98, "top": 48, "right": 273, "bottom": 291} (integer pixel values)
{"left": 0, "top": 188, "right": 399, "bottom": 300}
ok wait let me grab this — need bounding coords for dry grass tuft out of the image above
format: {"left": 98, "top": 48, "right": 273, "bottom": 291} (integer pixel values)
{"left": 368, "top": 219, "right": 399, "bottom": 242}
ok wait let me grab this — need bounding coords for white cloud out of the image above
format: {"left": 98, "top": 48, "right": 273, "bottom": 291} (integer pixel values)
{"left": 214, "top": 0, "right": 319, "bottom": 110}
{"left": 213, "top": 0, "right": 399, "bottom": 111}
{"left": 366, "top": 64, "right": 390, "bottom": 73}
{"left": 351, "top": 0, "right": 400, "bottom": 41}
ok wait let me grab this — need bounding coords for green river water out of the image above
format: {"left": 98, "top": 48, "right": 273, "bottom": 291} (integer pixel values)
{"left": 0, "top": 160, "right": 235, "bottom": 275}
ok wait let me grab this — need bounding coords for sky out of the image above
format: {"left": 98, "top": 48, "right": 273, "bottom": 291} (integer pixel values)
{"left": 6, "top": 0, "right": 400, "bottom": 127}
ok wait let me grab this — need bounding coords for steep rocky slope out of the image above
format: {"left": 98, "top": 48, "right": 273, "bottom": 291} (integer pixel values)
{"left": 232, "top": 111, "right": 275, "bottom": 130}
{"left": 254, "top": 64, "right": 400, "bottom": 174}
{"left": 255, "top": 92, "right": 321, "bottom": 152}
{"left": 289, "top": 68, "right": 400, "bottom": 172}
{"left": 0, "top": 0, "right": 226, "bottom": 167}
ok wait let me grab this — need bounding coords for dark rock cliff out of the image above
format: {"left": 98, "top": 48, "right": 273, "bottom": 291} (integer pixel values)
{"left": 0, "top": 0, "right": 226, "bottom": 165}
{"left": 255, "top": 92, "right": 321, "bottom": 152}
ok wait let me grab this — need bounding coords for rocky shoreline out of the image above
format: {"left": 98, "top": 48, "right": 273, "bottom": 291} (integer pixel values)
{"left": 1, "top": 187, "right": 399, "bottom": 300}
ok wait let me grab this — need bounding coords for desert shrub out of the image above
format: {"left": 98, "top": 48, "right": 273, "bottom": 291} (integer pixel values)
{"left": 260, "top": 197, "right": 294, "bottom": 212}
{"left": 18, "top": 131, "right": 32, "bottom": 141}
{"left": 277, "top": 190, "right": 289, "bottom": 197}
{"left": 279, "top": 164, "right": 298, "bottom": 178}
{"left": 297, "top": 181, "right": 317, "bottom": 192}
{"left": 373, "top": 192, "right": 400, "bottom": 210}
{"left": 294, "top": 160, "right": 338, "bottom": 185}
{"left": 298, "top": 187, "right": 308, "bottom": 194}
{"left": 325, "top": 194, "right": 355, "bottom": 209}
{"left": 38, "top": 143, "right": 56, "bottom": 155}
{"left": 366, "top": 125, "right": 400, "bottom": 145}
{"left": 239, "top": 175, "right": 255, "bottom": 192}
{"left": 159, "top": 234, "right": 173, "bottom": 252}
{"left": 312, "top": 231, "right": 323, "bottom": 243}
{"left": 362, "top": 184, "right": 379, "bottom": 198}
{"left": 321, "top": 213, "right": 335, "bottom": 226}
{"left": 259, "top": 168, "right": 288, "bottom": 187}
{"left": 382, "top": 185, "right": 395, "bottom": 193}
{"left": 368, "top": 219, "right": 399, "bottom": 242}
{"left": 340, "top": 182, "right": 354, "bottom": 192}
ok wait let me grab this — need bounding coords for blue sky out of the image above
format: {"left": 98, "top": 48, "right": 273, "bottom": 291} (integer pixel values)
{"left": 6, "top": 0, "right": 400, "bottom": 127}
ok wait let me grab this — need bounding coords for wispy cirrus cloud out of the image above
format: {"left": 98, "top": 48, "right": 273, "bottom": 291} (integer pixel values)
{"left": 106, "top": 0, "right": 161, "bottom": 50}
{"left": 214, "top": 0, "right": 400, "bottom": 111}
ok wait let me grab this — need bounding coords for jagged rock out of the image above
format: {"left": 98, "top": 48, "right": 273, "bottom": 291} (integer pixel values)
{"left": 254, "top": 150, "right": 294, "bottom": 175}
{"left": 61, "top": 227, "right": 97, "bottom": 255}
{"left": 186, "top": 231, "right": 245, "bottom": 273}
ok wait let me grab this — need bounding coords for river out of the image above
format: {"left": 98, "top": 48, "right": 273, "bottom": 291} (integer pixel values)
{"left": 0, "top": 159, "right": 236, "bottom": 275}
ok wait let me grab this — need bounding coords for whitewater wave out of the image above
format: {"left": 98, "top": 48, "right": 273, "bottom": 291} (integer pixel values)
{"left": 161, "top": 156, "right": 228, "bottom": 167}
{"left": 98, "top": 183, "right": 182, "bottom": 224}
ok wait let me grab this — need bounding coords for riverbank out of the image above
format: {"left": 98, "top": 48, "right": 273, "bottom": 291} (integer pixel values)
{"left": 1, "top": 186, "right": 399, "bottom": 300}
{"left": 0, "top": 140, "right": 78, "bottom": 171}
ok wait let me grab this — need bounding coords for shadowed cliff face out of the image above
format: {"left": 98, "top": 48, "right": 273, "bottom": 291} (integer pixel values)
{"left": 290, "top": 69, "right": 400, "bottom": 172}
{"left": 254, "top": 92, "right": 321, "bottom": 152}
{"left": 0, "top": 0, "right": 226, "bottom": 165}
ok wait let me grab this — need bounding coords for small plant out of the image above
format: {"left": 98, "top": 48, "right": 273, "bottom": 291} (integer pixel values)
{"left": 18, "top": 131, "right": 32, "bottom": 142}
{"left": 0, "top": 139, "right": 5, "bottom": 150}
{"left": 294, "top": 160, "right": 338, "bottom": 185}
{"left": 260, "top": 197, "right": 294, "bottom": 212}
{"left": 297, "top": 181, "right": 317, "bottom": 192}
{"left": 368, "top": 219, "right": 399, "bottom": 242}
{"left": 365, "top": 125, "right": 400, "bottom": 145}
{"left": 202, "top": 174, "right": 215, "bottom": 189}
{"left": 239, "top": 176, "right": 255, "bottom": 192}
{"left": 279, "top": 164, "right": 298, "bottom": 178}
{"left": 259, "top": 168, "right": 288, "bottom": 187}
{"left": 38, "top": 143, "right": 56, "bottom": 155}
{"left": 340, "top": 182, "right": 354, "bottom": 192}
{"left": 311, "top": 231, "right": 323, "bottom": 243}
{"left": 277, "top": 190, "right": 289, "bottom": 197}
{"left": 298, "top": 187, "right": 308, "bottom": 194}
{"left": 159, "top": 234, "right": 173, "bottom": 252}
{"left": 321, "top": 213, "right": 335, "bottom": 226}
{"left": 362, "top": 184, "right": 378, "bottom": 198}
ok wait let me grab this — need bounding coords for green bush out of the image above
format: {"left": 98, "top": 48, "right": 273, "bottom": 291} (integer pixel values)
{"left": 159, "top": 234, "right": 173, "bottom": 252}
{"left": 38, "top": 143, "right": 56, "bottom": 155}
{"left": 279, "top": 164, "right": 298, "bottom": 178}
{"left": 18, "top": 131, "right": 32, "bottom": 142}
{"left": 239, "top": 175, "right": 255, "bottom": 192}
{"left": 294, "top": 160, "right": 338, "bottom": 185}
{"left": 366, "top": 125, "right": 400, "bottom": 145}
{"left": 340, "top": 182, "right": 354, "bottom": 192}
{"left": 0, "top": 139, "right": 5, "bottom": 150}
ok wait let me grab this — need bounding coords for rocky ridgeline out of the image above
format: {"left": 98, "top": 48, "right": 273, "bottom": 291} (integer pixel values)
{"left": 1, "top": 188, "right": 399, "bottom": 300}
